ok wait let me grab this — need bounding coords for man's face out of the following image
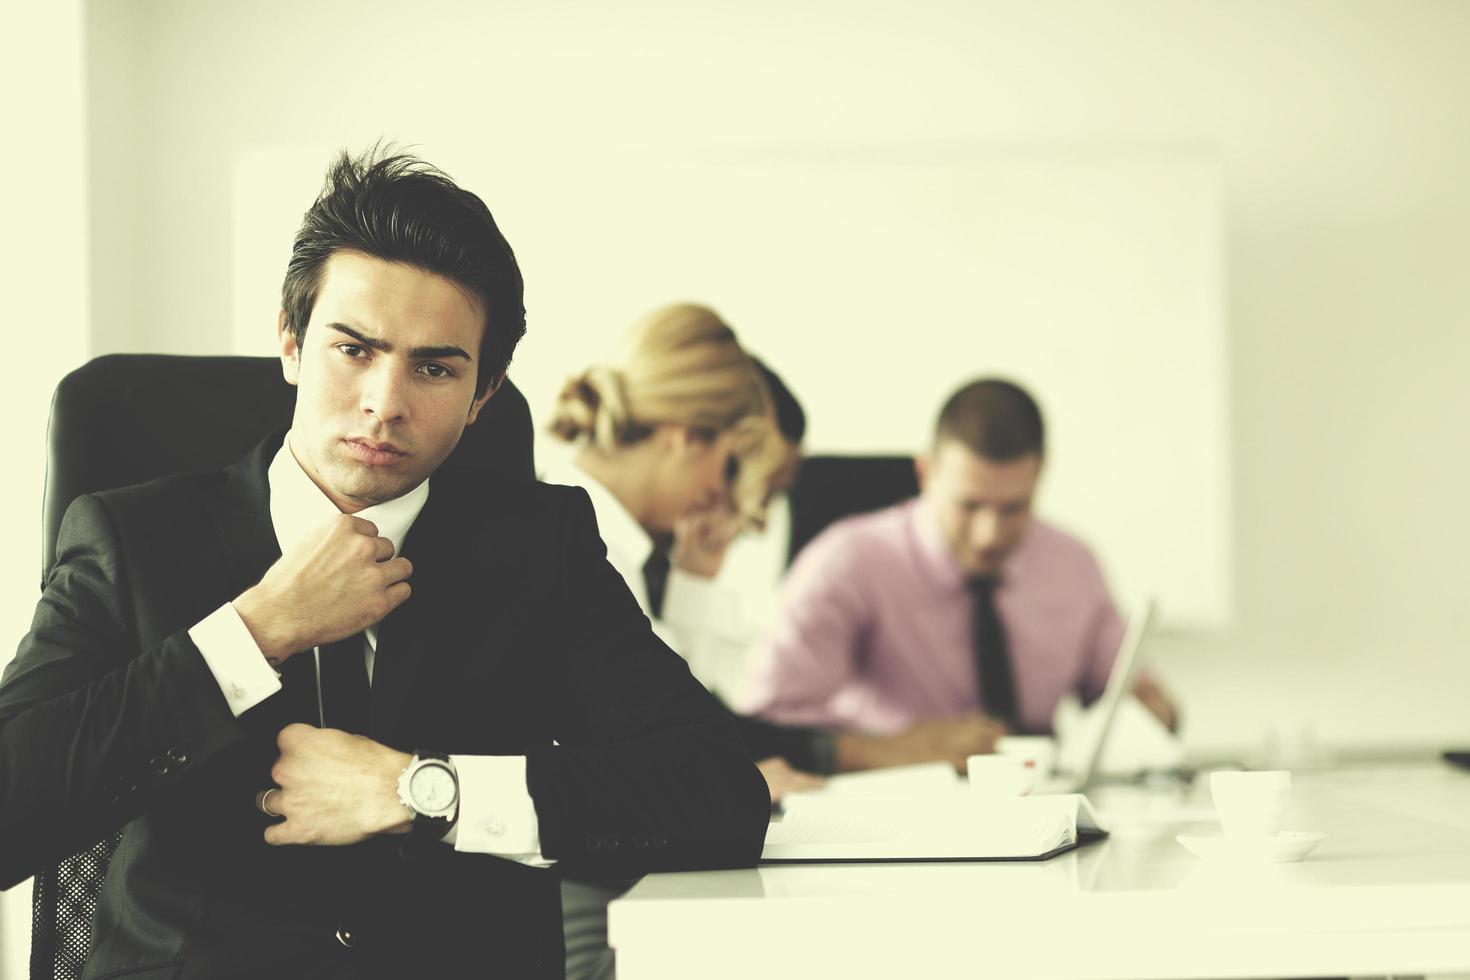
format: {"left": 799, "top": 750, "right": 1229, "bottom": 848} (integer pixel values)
{"left": 917, "top": 441, "right": 1041, "bottom": 579}
{"left": 279, "top": 249, "right": 495, "bottom": 513}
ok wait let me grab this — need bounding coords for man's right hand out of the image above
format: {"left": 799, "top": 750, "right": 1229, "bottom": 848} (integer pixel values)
{"left": 232, "top": 515, "right": 413, "bottom": 665}
{"left": 835, "top": 712, "right": 1010, "bottom": 773}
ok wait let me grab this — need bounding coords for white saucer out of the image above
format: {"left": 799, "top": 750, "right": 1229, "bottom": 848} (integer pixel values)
{"left": 1176, "top": 831, "right": 1327, "bottom": 863}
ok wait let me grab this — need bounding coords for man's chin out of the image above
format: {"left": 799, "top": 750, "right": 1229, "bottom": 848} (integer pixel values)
{"left": 962, "top": 555, "right": 1006, "bottom": 579}
{"left": 330, "top": 471, "right": 417, "bottom": 510}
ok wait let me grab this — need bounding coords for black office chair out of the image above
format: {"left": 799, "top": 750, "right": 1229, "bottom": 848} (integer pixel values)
{"left": 30, "top": 353, "right": 534, "bottom": 979}
{"left": 784, "top": 454, "right": 920, "bottom": 566}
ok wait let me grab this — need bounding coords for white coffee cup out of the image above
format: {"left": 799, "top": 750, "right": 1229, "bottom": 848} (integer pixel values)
{"left": 1210, "top": 770, "right": 1291, "bottom": 838}
{"left": 967, "top": 754, "right": 1034, "bottom": 797}
{"left": 995, "top": 736, "right": 1057, "bottom": 780}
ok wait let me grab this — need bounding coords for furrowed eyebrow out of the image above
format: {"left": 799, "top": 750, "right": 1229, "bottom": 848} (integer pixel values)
{"left": 408, "top": 344, "right": 472, "bottom": 362}
{"left": 327, "top": 324, "right": 471, "bottom": 362}
{"left": 327, "top": 323, "right": 390, "bottom": 352}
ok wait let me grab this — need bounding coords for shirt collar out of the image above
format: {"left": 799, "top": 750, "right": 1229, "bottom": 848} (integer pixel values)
{"left": 268, "top": 431, "right": 430, "bottom": 558}
{"left": 540, "top": 454, "right": 654, "bottom": 572}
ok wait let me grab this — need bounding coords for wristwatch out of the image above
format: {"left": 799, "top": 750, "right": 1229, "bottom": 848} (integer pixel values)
{"left": 396, "top": 751, "right": 459, "bottom": 839}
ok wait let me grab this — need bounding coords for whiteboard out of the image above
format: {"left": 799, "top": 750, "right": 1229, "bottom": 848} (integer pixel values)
{"left": 232, "top": 146, "right": 1229, "bottom": 628}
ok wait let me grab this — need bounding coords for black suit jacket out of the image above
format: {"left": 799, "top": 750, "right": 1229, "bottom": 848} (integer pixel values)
{"left": 0, "top": 433, "right": 769, "bottom": 979}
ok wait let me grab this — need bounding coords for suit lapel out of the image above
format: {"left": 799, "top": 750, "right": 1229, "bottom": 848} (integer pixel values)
{"left": 371, "top": 473, "right": 521, "bottom": 748}
{"left": 204, "top": 433, "right": 285, "bottom": 598}
{"left": 372, "top": 477, "right": 454, "bottom": 746}
{"left": 203, "top": 432, "right": 321, "bottom": 729}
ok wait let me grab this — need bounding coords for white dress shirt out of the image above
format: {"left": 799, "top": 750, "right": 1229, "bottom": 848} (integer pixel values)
{"left": 187, "top": 433, "right": 544, "bottom": 862}
{"left": 540, "top": 455, "right": 748, "bottom": 700}
{"left": 710, "top": 494, "right": 791, "bottom": 705}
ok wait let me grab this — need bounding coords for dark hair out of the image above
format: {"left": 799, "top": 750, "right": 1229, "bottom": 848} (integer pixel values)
{"left": 281, "top": 146, "right": 526, "bottom": 396}
{"left": 752, "top": 357, "right": 806, "bottom": 443}
{"left": 934, "top": 378, "right": 1044, "bottom": 460}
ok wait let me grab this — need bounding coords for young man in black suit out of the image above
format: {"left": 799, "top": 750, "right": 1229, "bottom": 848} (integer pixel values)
{"left": 0, "top": 150, "right": 769, "bottom": 978}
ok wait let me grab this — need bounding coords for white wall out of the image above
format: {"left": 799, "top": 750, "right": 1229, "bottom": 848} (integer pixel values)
{"left": 234, "top": 145, "right": 1232, "bottom": 625}
{"left": 78, "top": 0, "right": 1470, "bottom": 756}
{"left": 0, "top": 0, "right": 90, "bottom": 974}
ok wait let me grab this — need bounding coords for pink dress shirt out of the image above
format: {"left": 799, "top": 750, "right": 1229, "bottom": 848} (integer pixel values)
{"left": 740, "top": 499, "right": 1126, "bottom": 736}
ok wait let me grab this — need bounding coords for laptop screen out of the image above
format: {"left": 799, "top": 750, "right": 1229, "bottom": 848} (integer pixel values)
{"left": 1073, "top": 597, "right": 1156, "bottom": 787}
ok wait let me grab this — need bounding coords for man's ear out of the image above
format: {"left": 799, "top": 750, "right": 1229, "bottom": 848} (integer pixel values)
{"left": 464, "top": 372, "right": 504, "bottom": 426}
{"left": 278, "top": 310, "right": 301, "bottom": 386}
{"left": 914, "top": 452, "right": 931, "bottom": 493}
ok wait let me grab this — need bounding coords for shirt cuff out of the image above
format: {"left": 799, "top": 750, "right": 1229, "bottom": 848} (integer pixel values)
{"left": 189, "top": 603, "right": 282, "bottom": 718}
{"left": 451, "top": 754, "right": 548, "bottom": 865}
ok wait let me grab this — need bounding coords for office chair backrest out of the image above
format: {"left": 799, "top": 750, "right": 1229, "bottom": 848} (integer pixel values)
{"left": 785, "top": 455, "right": 921, "bottom": 566}
{"left": 32, "top": 353, "right": 534, "bottom": 979}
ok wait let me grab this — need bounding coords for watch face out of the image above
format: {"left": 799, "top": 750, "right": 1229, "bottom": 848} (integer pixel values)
{"left": 409, "top": 763, "right": 457, "bottom": 815}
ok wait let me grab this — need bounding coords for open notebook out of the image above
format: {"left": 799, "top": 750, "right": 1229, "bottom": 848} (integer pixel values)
{"left": 762, "top": 790, "right": 1107, "bottom": 863}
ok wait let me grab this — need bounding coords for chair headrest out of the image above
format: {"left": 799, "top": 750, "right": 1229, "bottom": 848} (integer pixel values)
{"left": 786, "top": 455, "right": 920, "bottom": 565}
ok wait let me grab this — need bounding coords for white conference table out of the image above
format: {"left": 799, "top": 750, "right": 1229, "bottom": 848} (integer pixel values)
{"left": 609, "top": 760, "right": 1470, "bottom": 979}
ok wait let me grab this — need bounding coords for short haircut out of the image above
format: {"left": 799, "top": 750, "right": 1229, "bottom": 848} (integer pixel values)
{"left": 934, "top": 378, "right": 1045, "bottom": 460}
{"left": 281, "top": 146, "right": 526, "bottom": 396}
{"left": 752, "top": 357, "right": 806, "bottom": 444}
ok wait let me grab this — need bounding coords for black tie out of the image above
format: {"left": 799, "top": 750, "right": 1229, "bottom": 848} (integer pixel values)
{"left": 318, "top": 633, "right": 372, "bottom": 733}
{"left": 642, "top": 545, "right": 671, "bottom": 620}
{"left": 277, "top": 649, "right": 321, "bottom": 727}
{"left": 969, "top": 578, "right": 1017, "bottom": 727}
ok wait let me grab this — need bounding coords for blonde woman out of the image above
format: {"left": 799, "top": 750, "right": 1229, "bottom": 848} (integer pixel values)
{"left": 544, "top": 301, "right": 832, "bottom": 780}
{"left": 542, "top": 302, "right": 822, "bottom": 980}
{"left": 550, "top": 307, "right": 766, "bottom": 673}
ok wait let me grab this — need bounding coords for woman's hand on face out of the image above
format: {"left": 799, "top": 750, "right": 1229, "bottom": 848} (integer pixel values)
{"left": 671, "top": 504, "right": 743, "bottom": 578}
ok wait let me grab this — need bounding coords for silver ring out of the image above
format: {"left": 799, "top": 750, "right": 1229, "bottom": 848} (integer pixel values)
{"left": 255, "top": 787, "right": 282, "bottom": 818}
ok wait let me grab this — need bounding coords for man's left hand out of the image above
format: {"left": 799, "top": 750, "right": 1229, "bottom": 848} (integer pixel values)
{"left": 262, "top": 723, "right": 414, "bottom": 846}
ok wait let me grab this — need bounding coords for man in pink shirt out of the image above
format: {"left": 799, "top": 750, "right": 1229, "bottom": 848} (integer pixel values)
{"left": 742, "top": 379, "right": 1176, "bottom": 764}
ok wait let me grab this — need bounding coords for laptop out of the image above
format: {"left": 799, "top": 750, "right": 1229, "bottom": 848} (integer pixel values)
{"left": 1035, "top": 597, "right": 1157, "bottom": 795}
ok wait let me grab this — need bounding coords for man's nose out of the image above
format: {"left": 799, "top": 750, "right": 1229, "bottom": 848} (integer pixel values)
{"left": 361, "top": 366, "right": 409, "bottom": 422}
{"left": 969, "top": 509, "right": 1000, "bottom": 549}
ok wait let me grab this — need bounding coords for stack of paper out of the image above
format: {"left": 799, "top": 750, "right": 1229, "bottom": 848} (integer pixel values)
{"left": 800, "top": 761, "right": 962, "bottom": 798}
{"left": 763, "top": 791, "right": 1106, "bottom": 863}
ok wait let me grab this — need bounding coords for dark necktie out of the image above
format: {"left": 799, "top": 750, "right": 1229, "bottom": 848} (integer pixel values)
{"left": 642, "top": 544, "right": 672, "bottom": 620}
{"left": 277, "top": 648, "right": 321, "bottom": 727}
{"left": 318, "top": 632, "right": 372, "bottom": 733}
{"left": 969, "top": 578, "right": 1017, "bottom": 726}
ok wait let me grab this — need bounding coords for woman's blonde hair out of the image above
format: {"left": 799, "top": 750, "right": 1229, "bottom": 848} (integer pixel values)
{"left": 551, "top": 302, "right": 781, "bottom": 525}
